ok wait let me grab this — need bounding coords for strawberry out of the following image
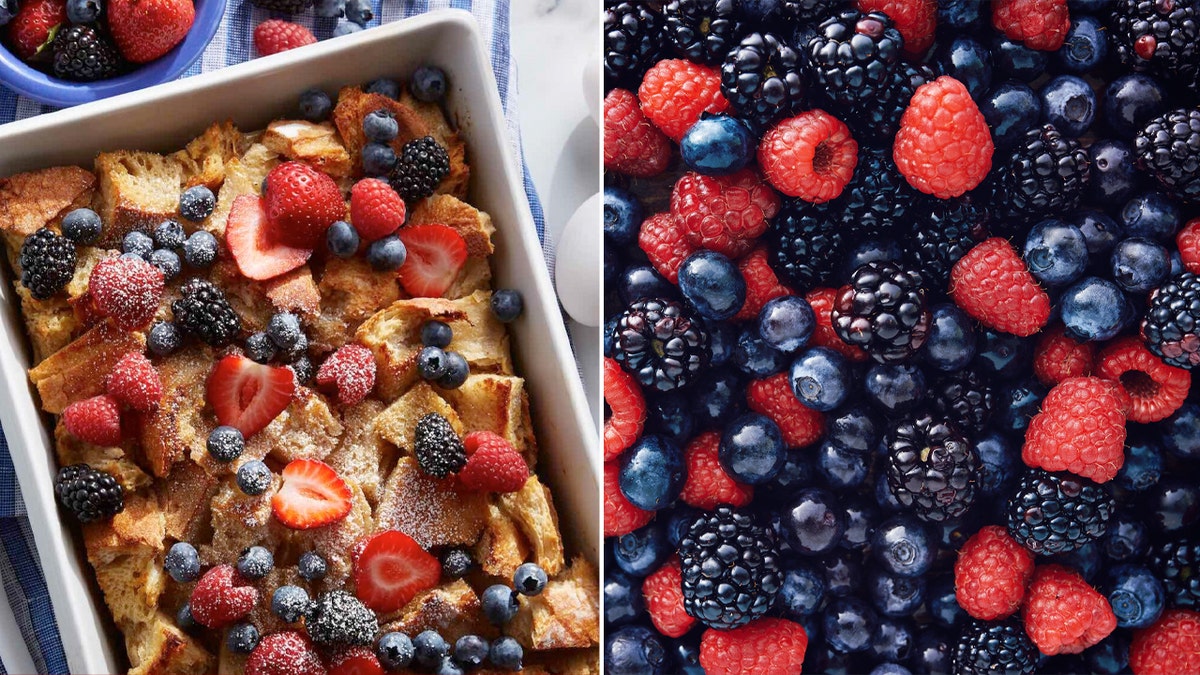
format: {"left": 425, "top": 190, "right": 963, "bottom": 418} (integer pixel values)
{"left": 206, "top": 354, "right": 296, "bottom": 438}
{"left": 246, "top": 632, "right": 325, "bottom": 675}
{"left": 315, "top": 344, "right": 376, "bottom": 406}
{"left": 328, "top": 647, "right": 383, "bottom": 675}
{"left": 271, "top": 459, "right": 352, "bottom": 529}
{"left": 6, "top": 0, "right": 66, "bottom": 60}
{"left": 88, "top": 255, "right": 165, "bottom": 331}
{"left": 349, "top": 179, "right": 406, "bottom": 242}
{"left": 352, "top": 530, "right": 441, "bottom": 614}
{"left": 457, "top": 431, "right": 529, "bottom": 493}
{"left": 107, "top": 0, "right": 194, "bottom": 64}
{"left": 105, "top": 351, "right": 162, "bottom": 412}
{"left": 253, "top": 19, "right": 316, "bottom": 57}
{"left": 396, "top": 224, "right": 467, "bottom": 297}
{"left": 62, "top": 394, "right": 123, "bottom": 446}
{"left": 189, "top": 564, "right": 259, "bottom": 629}
{"left": 264, "top": 162, "right": 346, "bottom": 249}
{"left": 226, "top": 194, "right": 313, "bottom": 281}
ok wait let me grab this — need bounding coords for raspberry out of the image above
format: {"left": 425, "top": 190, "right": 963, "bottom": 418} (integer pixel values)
{"left": 105, "top": 352, "right": 162, "bottom": 412}
{"left": 190, "top": 564, "right": 260, "bottom": 629}
{"left": 245, "top": 631, "right": 325, "bottom": 675}
{"left": 1178, "top": 219, "right": 1200, "bottom": 274}
{"left": 638, "top": 59, "right": 730, "bottom": 142}
{"left": 1129, "top": 610, "right": 1200, "bottom": 675}
{"left": 253, "top": 19, "right": 317, "bottom": 56}
{"left": 949, "top": 238, "right": 1051, "bottom": 338}
{"left": 757, "top": 111, "right": 858, "bottom": 203}
{"left": 457, "top": 431, "right": 529, "bottom": 493}
{"left": 805, "top": 287, "right": 869, "bottom": 363}
{"left": 856, "top": 0, "right": 937, "bottom": 57}
{"left": 733, "top": 247, "right": 792, "bottom": 323}
{"left": 604, "top": 88, "right": 671, "bottom": 178}
{"left": 642, "top": 556, "right": 695, "bottom": 638}
{"left": 1022, "top": 564, "right": 1117, "bottom": 655}
{"left": 88, "top": 256, "right": 165, "bottom": 331}
{"left": 679, "top": 431, "right": 754, "bottom": 510}
{"left": 955, "top": 525, "right": 1035, "bottom": 621}
{"left": 1034, "top": 324, "right": 1095, "bottom": 386}
{"left": 349, "top": 178, "right": 406, "bottom": 242}
{"left": 671, "top": 169, "right": 780, "bottom": 258}
{"left": 604, "top": 460, "right": 653, "bottom": 537}
{"left": 746, "top": 373, "right": 824, "bottom": 448}
{"left": 698, "top": 617, "right": 809, "bottom": 675}
{"left": 893, "top": 76, "right": 993, "bottom": 199}
{"left": 604, "top": 357, "right": 645, "bottom": 462}
{"left": 1095, "top": 336, "right": 1190, "bottom": 424}
{"left": 1022, "top": 377, "right": 1128, "bottom": 484}
{"left": 315, "top": 344, "right": 377, "bottom": 406}
{"left": 62, "top": 394, "right": 123, "bottom": 447}
{"left": 992, "top": 0, "right": 1070, "bottom": 51}
{"left": 638, "top": 212, "right": 694, "bottom": 284}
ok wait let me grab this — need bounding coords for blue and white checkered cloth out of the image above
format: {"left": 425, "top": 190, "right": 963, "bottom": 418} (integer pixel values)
{"left": 0, "top": 2, "right": 545, "bottom": 672}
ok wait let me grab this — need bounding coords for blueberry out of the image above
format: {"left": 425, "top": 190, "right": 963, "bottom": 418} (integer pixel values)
{"left": 603, "top": 570, "right": 645, "bottom": 626}
{"left": 618, "top": 435, "right": 685, "bottom": 510}
{"left": 326, "top": 220, "right": 360, "bottom": 258}
{"left": 410, "top": 65, "right": 448, "bottom": 102}
{"left": 974, "top": 327, "right": 1033, "bottom": 380}
{"left": 299, "top": 88, "right": 333, "bottom": 122}
{"left": 490, "top": 289, "right": 523, "bottom": 322}
{"left": 1071, "top": 207, "right": 1124, "bottom": 256}
{"left": 871, "top": 514, "right": 935, "bottom": 578}
{"left": 789, "top": 347, "right": 851, "bottom": 412}
{"left": 440, "top": 547, "right": 473, "bottom": 579}
{"left": 757, "top": 296, "right": 814, "bottom": 353}
{"left": 1121, "top": 191, "right": 1181, "bottom": 241}
{"left": 671, "top": 634, "right": 704, "bottom": 675}
{"left": 298, "top": 551, "right": 327, "bottom": 581}
{"left": 921, "top": 304, "right": 976, "bottom": 372}
{"left": 362, "top": 142, "right": 397, "bottom": 176}
{"left": 226, "top": 622, "right": 260, "bottom": 654}
{"left": 680, "top": 114, "right": 755, "bottom": 176}
{"left": 690, "top": 367, "right": 743, "bottom": 428}
{"left": 603, "top": 626, "right": 661, "bottom": 675}
{"left": 975, "top": 432, "right": 1017, "bottom": 497}
{"left": 704, "top": 319, "right": 735, "bottom": 367}
{"left": 245, "top": 332, "right": 277, "bottom": 364}
{"left": 436, "top": 351, "right": 469, "bottom": 389}
{"left": 777, "top": 563, "right": 825, "bottom": 619}
{"left": 512, "top": 562, "right": 547, "bottom": 597}
{"left": 237, "top": 546, "right": 274, "bottom": 580}
{"left": 1060, "top": 277, "right": 1134, "bottom": 341}
{"left": 289, "top": 355, "right": 314, "bottom": 385}
{"left": 618, "top": 265, "right": 677, "bottom": 305}
{"left": 453, "top": 635, "right": 489, "bottom": 669}
{"left": 271, "top": 585, "right": 311, "bottom": 623}
{"left": 843, "top": 238, "right": 903, "bottom": 280}
{"left": 1055, "top": 15, "right": 1107, "bottom": 73}
{"left": 436, "top": 657, "right": 464, "bottom": 675}
{"left": 183, "top": 230, "right": 218, "bottom": 268}
{"left": 870, "top": 619, "right": 916, "bottom": 665}
{"left": 148, "top": 248, "right": 181, "bottom": 280}
{"left": 363, "top": 109, "right": 398, "bottom": 143}
{"left": 122, "top": 230, "right": 153, "bottom": 259}
{"left": 768, "top": 450, "right": 816, "bottom": 496}
{"left": 147, "top": 321, "right": 181, "bottom": 356}
{"left": 604, "top": 243, "right": 621, "bottom": 288}
{"left": 164, "top": 542, "right": 200, "bottom": 582}
{"left": 822, "top": 596, "right": 878, "bottom": 654}
{"left": 1104, "top": 73, "right": 1167, "bottom": 138}
{"left": 991, "top": 34, "right": 1047, "bottom": 81}
{"left": 179, "top": 186, "right": 216, "bottom": 223}
{"left": 1023, "top": 218, "right": 1089, "bottom": 286}
{"left": 934, "top": 36, "right": 990, "bottom": 99}
{"left": 314, "top": 0, "right": 343, "bottom": 17}
{"left": 821, "top": 550, "right": 862, "bottom": 597}
{"left": 417, "top": 345, "right": 447, "bottom": 381}
{"left": 612, "top": 523, "right": 669, "bottom": 577}
{"left": 867, "top": 568, "right": 926, "bottom": 618}
{"left": 236, "top": 460, "right": 272, "bottom": 496}
{"left": 719, "top": 413, "right": 785, "bottom": 485}
{"left": 1102, "top": 511, "right": 1149, "bottom": 562}
{"left": 177, "top": 602, "right": 197, "bottom": 632}
{"left": 152, "top": 220, "right": 185, "bottom": 251}
{"left": 333, "top": 20, "right": 362, "bottom": 36}
{"left": 781, "top": 488, "right": 844, "bottom": 556}
{"left": 367, "top": 235, "right": 407, "bottom": 271}
{"left": 1086, "top": 140, "right": 1142, "bottom": 207}
{"left": 377, "top": 632, "right": 414, "bottom": 670}
{"left": 421, "top": 320, "right": 453, "bottom": 348}
{"left": 938, "top": 0, "right": 981, "bottom": 29}
{"left": 826, "top": 406, "right": 881, "bottom": 455}
{"left": 61, "top": 208, "right": 102, "bottom": 244}
{"left": 413, "top": 630, "right": 450, "bottom": 669}
{"left": 1085, "top": 635, "right": 1130, "bottom": 675}
{"left": 603, "top": 186, "right": 642, "bottom": 245}
{"left": 644, "top": 391, "right": 693, "bottom": 446}
{"left": 677, "top": 250, "right": 745, "bottom": 321}
{"left": 979, "top": 82, "right": 1039, "bottom": 149}
{"left": 66, "top": 0, "right": 99, "bottom": 23}
{"left": 816, "top": 441, "right": 871, "bottom": 489}
{"left": 730, "top": 326, "right": 788, "bottom": 378}
{"left": 1144, "top": 479, "right": 1200, "bottom": 533}
{"left": 1161, "top": 402, "right": 1200, "bottom": 460}
{"left": 207, "top": 426, "right": 244, "bottom": 463}
{"left": 910, "top": 629, "right": 953, "bottom": 674}
{"left": 1111, "top": 237, "right": 1169, "bottom": 293}
{"left": 864, "top": 363, "right": 926, "bottom": 415}
{"left": 926, "top": 575, "right": 963, "bottom": 628}
{"left": 1104, "top": 564, "right": 1165, "bottom": 629}
{"left": 343, "top": 0, "right": 372, "bottom": 25}
{"left": 995, "top": 380, "right": 1046, "bottom": 435}
{"left": 481, "top": 585, "right": 519, "bottom": 625}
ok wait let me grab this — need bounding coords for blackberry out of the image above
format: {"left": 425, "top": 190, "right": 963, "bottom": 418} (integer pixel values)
{"left": 830, "top": 146, "right": 922, "bottom": 238}
{"left": 612, "top": 298, "right": 709, "bottom": 392}
{"left": 985, "top": 124, "right": 1091, "bottom": 227}
{"left": 413, "top": 412, "right": 466, "bottom": 478}
{"left": 678, "top": 506, "right": 781, "bottom": 630}
{"left": 764, "top": 199, "right": 846, "bottom": 290}
{"left": 952, "top": 621, "right": 1038, "bottom": 675}
{"left": 305, "top": 591, "right": 378, "bottom": 647}
{"left": 780, "top": 0, "right": 844, "bottom": 24}
{"left": 1005, "top": 469, "right": 1114, "bottom": 555}
{"left": 902, "top": 198, "right": 988, "bottom": 293}
{"left": 719, "top": 32, "right": 805, "bottom": 131}
{"left": 1134, "top": 108, "right": 1200, "bottom": 203}
{"left": 1108, "top": 0, "right": 1200, "bottom": 101}
{"left": 929, "top": 369, "right": 995, "bottom": 438}
{"left": 19, "top": 228, "right": 76, "bottom": 300}
{"left": 389, "top": 136, "right": 450, "bottom": 203}
{"left": 604, "top": 1, "right": 664, "bottom": 88}
{"left": 251, "top": 0, "right": 313, "bottom": 12}
{"left": 52, "top": 25, "right": 122, "bottom": 82}
{"left": 832, "top": 261, "right": 931, "bottom": 364}
{"left": 885, "top": 412, "right": 980, "bottom": 522}
{"left": 662, "top": 0, "right": 743, "bottom": 66}
{"left": 172, "top": 279, "right": 241, "bottom": 347}
{"left": 1142, "top": 272, "right": 1200, "bottom": 369}
{"left": 1149, "top": 539, "right": 1200, "bottom": 609}
{"left": 54, "top": 464, "right": 124, "bottom": 523}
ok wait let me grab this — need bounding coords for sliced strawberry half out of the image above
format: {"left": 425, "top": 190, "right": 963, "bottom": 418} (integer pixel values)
{"left": 272, "top": 458, "right": 352, "bottom": 529}
{"left": 396, "top": 224, "right": 467, "bottom": 298}
{"left": 328, "top": 647, "right": 384, "bottom": 675}
{"left": 352, "top": 530, "right": 441, "bottom": 613}
{"left": 207, "top": 354, "right": 295, "bottom": 437}
{"left": 227, "top": 194, "right": 313, "bottom": 281}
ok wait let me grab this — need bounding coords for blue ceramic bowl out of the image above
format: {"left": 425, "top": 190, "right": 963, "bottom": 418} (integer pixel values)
{"left": 0, "top": 0, "right": 225, "bottom": 108}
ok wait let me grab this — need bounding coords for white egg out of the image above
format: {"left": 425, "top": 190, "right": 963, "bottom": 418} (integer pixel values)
{"left": 583, "top": 41, "right": 601, "bottom": 125}
{"left": 555, "top": 192, "right": 602, "bottom": 326}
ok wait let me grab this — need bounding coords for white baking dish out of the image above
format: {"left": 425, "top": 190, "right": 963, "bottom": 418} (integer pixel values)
{"left": 0, "top": 11, "right": 599, "bottom": 673}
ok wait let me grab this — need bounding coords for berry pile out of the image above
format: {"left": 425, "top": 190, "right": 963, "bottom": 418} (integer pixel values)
{"left": 603, "top": 0, "right": 1200, "bottom": 673}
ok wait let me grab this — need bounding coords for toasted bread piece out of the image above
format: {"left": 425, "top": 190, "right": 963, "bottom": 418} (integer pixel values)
{"left": 0, "top": 165, "right": 96, "bottom": 255}
{"left": 139, "top": 345, "right": 214, "bottom": 477}
{"left": 374, "top": 382, "right": 464, "bottom": 454}
{"left": 356, "top": 291, "right": 512, "bottom": 401}
{"left": 262, "top": 120, "right": 353, "bottom": 179}
{"left": 333, "top": 87, "right": 432, "bottom": 164}
{"left": 498, "top": 476, "right": 564, "bottom": 576}
{"left": 474, "top": 501, "right": 531, "bottom": 579}
{"left": 236, "top": 388, "right": 344, "bottom": 466}
{"left": 509, "top": 557, "right": 599, "bottom": 651}
{"left": 12, "top": 245, "right": 110, "bottom": 364}
{"left": 94, "top": 151, "right": 183, "bottom": 246}
{"left": 306, "top": 480, "right": 372, "bottom": 589}
{"left": 204, "top": 143, "right": 279, "bottom": 238}
{"left": 208, "top": 260, "right": 278, "bottom": 333}
{"left": 526, "top": 649, "right": 601, "bottom": 675}
{"left": 408, "top": 195, "right": 494, "bottom": 259}
{"left": 265, "top": 265, "right": 322, "bottom": 317}
{"left": 127, "top": 613, "right": 214, "bottom": 675}
{"left": 445, "top": 256, "right": 493, "bottom": 299}
{"left": 207, "top": 480, "right": 285, "bottom": 565}
{"left": 84, "top": 491, "right": 166, "bottom": 562}
{"left": 173, "top": 121, "right": 247, "bottom": 192}
{"left": 375, "top": 457, "right": 486, "bottom": 548}
{"left": 325, "top": 399, "right": 391, "bottom": 506}
{"left": 445, "top": 374, "right": 537, "bottom": 465}
{"left": 382, "top": 580, "right": 494, "bottom": 642}
{"left": 399, "top": 91, "right": 470, "bottom": 200}
{"left": 161, "top": 460, "right": 218, "bottom": 542}
{"left": 28, "top": 320, "right": 145, "bottom": 414}
{"left": 55, "top": 422, "right": 153, "bottom": 494}
{"left": 309, "top": 257, "right": 400, "bottom": 354}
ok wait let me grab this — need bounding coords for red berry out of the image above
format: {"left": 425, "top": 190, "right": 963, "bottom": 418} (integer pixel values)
{"left": 746, "top": 373, "right": 824, "bottom": 449}
{"left": 638, "top": 212, "right": 694, "bottom": 284}
{"left": 1023, "top": 564, "right": 1116, "bottom": 655}
{"left": 805, "top": 287, "right": 869, "bottom": 363}
{"left": 758, "top": 110, "right": 858, "bottom": 203}
{"left": 604, "top": 460, "right": 653, "bottom": 537}
{"left": 315, "top": 344, "right": 377, "bottom": 406}
{"left": 88, "top": 255, "right": 165, "bottom": 331}
{"left": 992, "top": 0, "right": 1071, "bottom": 51}
{"left": 734, "top": 247, "right": 792, "bottom": 323}
{"left": 1096, "top": 336, "right": 1190, "bottom": 424}
{"left": 604, "top": 88, "right": 670, "bottom": 178}
{"left": 699, "top": 617, "right": 809, "bottom": 675}
{"left": 253, "top": 19, "right": 317, "bottom": 57}
{"left": 1023, "top": 377, "right": 1128, "bottom": 483}
{"left": 264, "top": 161, "right": 346, "bottom": 249}
{"left": 604, "top": 357, "right": 645, "bottom": 462}
{"left": 350, "top": 179, "right": 406, "bottom": 242}
{"left": 189, "top": 564, "right": 259, "bottom": 629}
{"left": 106, "top": 351, "right": 162, "bottom": 412}
{"left": 353, "top": 530, "right": 440, "bottom": 614}
{"left": 245, "top": 632, "right": 325, "bottom": 675}
{"left": 227, "top": 194, "right": 313, "bottom": 281}
{"left": 108, "top": 0, "right": 193, "bottom": 63}
{"left": 679, "top": 431, "right": 753, "bottom": 510}
{"left": 1177, "top": 218, "right": 1200, "bottom": 274}
{"left": 642, "top": 556, "right": 695, "bottom": 638}
{"left": 1129, "top": 609, "right": 1200, "bottom": 675}
{"left": 671, "top": 169, "right": 780, "bottom": 259}
{"left": 955, "top": 525, "right": 1035, "bottom": 621}
{"left": 396, "top": 224, "right": 468, "bottom": 298}
{"left": 949, "top": 238, "right": 1051, "bottom": 337}
{"left": 328, "top": 646, "right": 382, "bottom": 675}
{"left": 894, "top": 76, "right": 993, "bottom": 198}
{"left": 1034, "top": 324, "right": 1096, "bottom": 386}
{"left": 62, "top": 394, "right": 123, "bottom": 446}
{"left": 7, "top": 0, "right": 66, "bottom": 60}
{"left": 272, "top": 459, "right": 353, "bottom": 530}
{"left": 857, "top": 0, "right": 937, "bottom": 57}
{"left": 638, "top": 59, "right": 729, "bottom": 142}
{"left": 207, "top": 355, "right": 296, "bottom": 438}
{"left": 457, "top": 431, "right": 529, "bottom": 493}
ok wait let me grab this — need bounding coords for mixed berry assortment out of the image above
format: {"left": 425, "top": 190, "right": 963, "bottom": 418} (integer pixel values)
{"left": 603, "top": 0, "right": 1200, "bottom": 673}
